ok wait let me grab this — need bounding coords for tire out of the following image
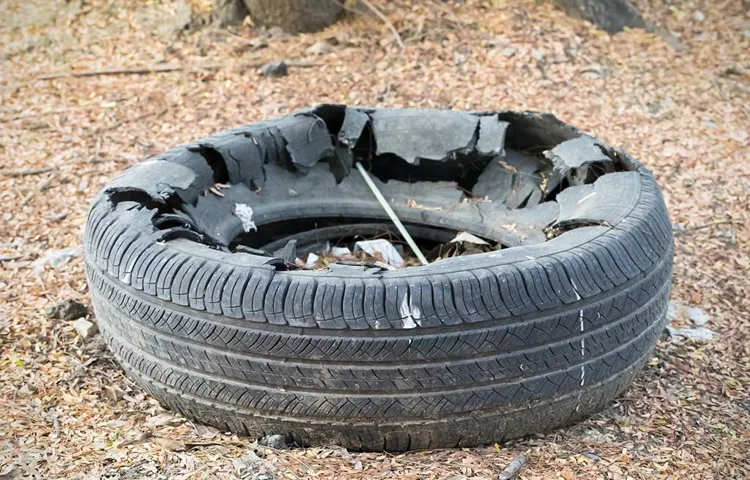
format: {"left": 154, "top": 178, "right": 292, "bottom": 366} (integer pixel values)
{"left": 84, "top": 105, "right": 673, "bottom": 451}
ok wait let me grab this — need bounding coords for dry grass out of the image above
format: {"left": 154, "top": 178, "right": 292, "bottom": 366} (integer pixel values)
{"left": 1, "top": 0, "right": 748, "bottom": 478}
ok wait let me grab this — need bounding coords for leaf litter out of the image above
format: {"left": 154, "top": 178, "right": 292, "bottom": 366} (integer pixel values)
{"left": 0, "top": 0, "right": 748, "bottom": 478}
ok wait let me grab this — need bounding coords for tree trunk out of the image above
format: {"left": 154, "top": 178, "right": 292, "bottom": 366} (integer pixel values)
{"left": 213, "top": 0, "right": 249, "bottom": 26}
{"left": 243, "top": 0, "right": 341, "bottom": 33}
{"left": 551, "top": 0, "right": 646, "bottom": 33}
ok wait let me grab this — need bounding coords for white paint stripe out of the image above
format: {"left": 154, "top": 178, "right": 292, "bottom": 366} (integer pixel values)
{"left": 580, "top": 309, "right": 585, "bottom": 386}
{"left": 577, "top": 191, "right": 597, "bottom": 204}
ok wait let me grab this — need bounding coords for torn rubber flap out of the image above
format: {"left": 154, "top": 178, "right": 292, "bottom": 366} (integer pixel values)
{"left": 554, "top": 171, "right": 641, "bottom": 227}
{"left": 276, "top": 113, "right": 336, "bottom": 169}
{"left": 370, "top": 109, "right": 479, "bottom": 164}
{"left": 104, "top": 160, "right": 197, "bottom": 205}
{"left": 182, "top": 183, "right": 257, "bottom": 246}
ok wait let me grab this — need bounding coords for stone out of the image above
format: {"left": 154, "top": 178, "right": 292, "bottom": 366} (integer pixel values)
{"left": 667, "top": 326, "right": 716, "bottom": 342}
{"left": 72, "top": 318, "right": 98, "bottom": 338}
{"left": 260, "top": 61, "right": 288, "bottom": 77}
{"left": 258, "top": 434, "right": 286, "bottom": 449}
{"left": 306, "top": 41, "right": 333, "bottom": 55}
{"left": 46, "top": 299, "right": 88, "bottom": 321}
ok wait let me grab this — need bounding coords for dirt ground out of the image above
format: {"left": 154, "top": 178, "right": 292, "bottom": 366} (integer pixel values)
{"left": 1, "top": 0, "right": 748, "bottom": 478}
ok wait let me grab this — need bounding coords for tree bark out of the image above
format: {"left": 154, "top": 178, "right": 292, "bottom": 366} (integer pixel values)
{"left": 213, "top": 0, "right": 249, "bottom": 26}
{"left": 551, "top": 0, "right": 646, "bottom": 33}
{"left": 243, "top": 0, "right": 341, "bottom": 33}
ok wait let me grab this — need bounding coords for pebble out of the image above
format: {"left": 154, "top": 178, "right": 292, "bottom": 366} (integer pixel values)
{"left": 503, "top": 47, "right": 516, "bottom": 58}
{"left": 306, "top": 41, "right": 333, "bottom": 55}
{"left": 72, "top": 318, "right": 98, "bottom": 338}
{"left": 666, "top": 326, "right": 716, "bottom": 342}
{"left": 259, "top": 434, "right": 287, "bottom": 449}
{"left": 486, "top": 36, "right": 510, "bottom": 47}
{"left": 46, "top": 299, "right": 88, "bottom": 321}
{"left": 260, "top": 61, "right": 288, "bottom": 77}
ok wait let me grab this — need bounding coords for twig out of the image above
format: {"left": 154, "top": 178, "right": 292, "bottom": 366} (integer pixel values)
{"left": 498, "top": 453, "right": 528, "bottom": 480}
{"left": 354, "top": 163, "right": 428, "bottom": 265}
{"left": 21, "top": 172, "right": 58, "bottom": 206}
{"left": 359, "top": 0, "right": 406, "bottom": 54}
{"left": 95, "top": 107, "right": 169, "bottom": 135}
{"left": 1, "top": 166, "right": 57, "bottom": 177}
{"left": 36, "top": 60, "right": 323, "bottom": 80}
{"left": 38, "top": 64, "right": 197, "bottom": 79}
{"left": 0, "top": 96, "right": 131, "bottom": 123}
{"left": 688, "top": 220, "right": 743, "bottom": 232}
{"left": 647, "top": 23, "right": 688, "bottom": 52}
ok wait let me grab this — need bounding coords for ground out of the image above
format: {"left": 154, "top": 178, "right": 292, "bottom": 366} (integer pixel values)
{"left": 0, "top": 0, "right": 748, "bottom": 478}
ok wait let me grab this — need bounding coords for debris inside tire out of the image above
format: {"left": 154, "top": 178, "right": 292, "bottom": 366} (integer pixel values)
{"left": 84, "top": 105, "right": 673, "bottom": 451}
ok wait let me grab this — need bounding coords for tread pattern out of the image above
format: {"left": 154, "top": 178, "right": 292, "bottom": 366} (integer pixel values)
{"left": 84, "top": 115, "right": 674, "bottom": 451}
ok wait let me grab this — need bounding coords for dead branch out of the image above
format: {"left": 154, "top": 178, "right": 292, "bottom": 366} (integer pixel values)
{"left": 94, "top": 107, "right": 169, "bottom": 135}
{"left": 688, "top": 220, "right": 743, "bottom": 232}
{"left": 21, "top": 172, "right": 58, "bottom": 206}
{"left": 36, "top": 60, "right": 322, "bottom": 81}
{"left": 37, "top": 64, "right": 198, "bottom": 80}
{"left": 1, "top": 167, "right": 57, "bottom": 177}
{"left": 359, "top": 0, "right": 406, "bottom": 53}
{"left": 498, "top": 453, "right": 528, "bottom": 480}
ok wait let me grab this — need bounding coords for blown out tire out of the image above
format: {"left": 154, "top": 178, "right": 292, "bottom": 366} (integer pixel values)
{"left": 85, "top": 106, "right": 673, "bottom": 451}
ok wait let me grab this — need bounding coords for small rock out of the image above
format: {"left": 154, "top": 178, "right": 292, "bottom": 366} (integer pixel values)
{"left": 668, "top": 301, "right": 711, "bottom": 326}
{"left": 260, "top": 61, "right": 288, "bottom": 77}
{"left": 248, "top": 37, "right": 268, "bottom": 49}
{"left": 503, "top": 47, "right": 516, "bottom": 58}
{"left": 145, "top": 413, "right": 186, "bottom": 428}
{"left": 234, "top": 450, "right": 277, "bottom": 479}
{"left": 531, "top": 49, "right": 545, "bottom": 61}
{"left": 266, "top": 26, "right": 289, "bottom": 38}
{"left": 671, "top": 222, "right": 688, "bottom": 234}
{"left": 447, "top": 476, "right": 468, "bottom": 480}
{"left": 258, "top": 434, "right": 287, "bottom": 449}
{"left": 703, "top": 120, "right": 719, "bottom": 130}
{"left": 581, "top": 452, "right": 601, "bottom": 462}
{"left": 581, "top": 428, "right": 616, "bottom": 443}
{"left": 31, "top": 247, "right": 79, "bottom": 275}
{"left": 234, "top": 37, "right": 267, "bottom": 54}
{"left": 687, "top": 306, "right": 710, "bottom": 326}
{"left": 694, "top": 10, "right": 705, "bottom": 22}
{"left": 306, "top": 41, "right": 333, "bottom": 55}
{"left": 72, "top": 318, "right": 98, "bottom": 338}
{"left": 486, "top": 36, "right": 510, "bottom": 47}
{"left": 667, "top": 326, "right": 716, "bottom": 342}
{"left": 46, "top": 299, "right": 88, "bottom": 321}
